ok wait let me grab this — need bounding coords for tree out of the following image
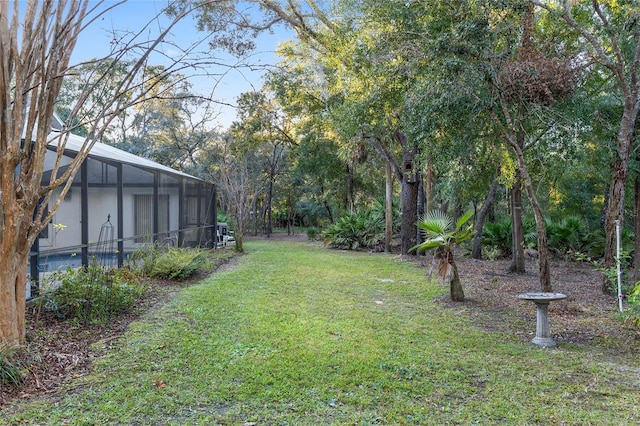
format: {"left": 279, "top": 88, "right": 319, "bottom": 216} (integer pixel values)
{"left": 231, "top": 91, "right": 296, "bottom": 237}
{"left": 265, "top": 47, "right": 355, "bottom": 225}
{"left": 266, "top": 40, "right": 385, "bottom": 226}
{"left": 416, "top": 0, "right": 585, "bottom": 291}
{"left": 56, "top": 60, "right": 224, "bottom": 174}
{"left": 191, "top": 1, "right": 424, "bottom": 254}
{"left": 0, "top": 0, "right": 209, "bottom": 347}
{"left": 471, "top": 180, "right": 499, "bottom": 260}
{"left": 411, "top": 210, "right": 475, "bottom": 302}
{"left": 531, "top": 1, "right": 640, "bottom": 293}
{"left": 125, "top": 77, "right": 221, "bottom": 172}
{"left": 213, "top": 133, "right": 263, "bottom": 252}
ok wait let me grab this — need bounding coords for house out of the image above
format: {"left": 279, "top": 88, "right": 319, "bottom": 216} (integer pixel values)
{"left": 29, "top": 115, "right": 217, "bottom": 295}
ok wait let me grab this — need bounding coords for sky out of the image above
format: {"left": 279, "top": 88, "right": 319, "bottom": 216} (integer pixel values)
{"left": 71, "top": 0, "right": 294, "bottom": 129}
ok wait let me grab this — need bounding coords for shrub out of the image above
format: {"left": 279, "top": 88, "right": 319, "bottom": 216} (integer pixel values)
{"left": 323, "top": 212, "right": 368, "bottom": 250}
{"left": 0, "top": 344, "right": 23, "bottom": 387}
{"left": 522, "top": 217, "right": 538, "bottom": 249}
{"left": 546, "top": 216, "right": 595, "bottom": 255}
{"left": 625, "top": 283, "right": 640, "bottom": 327}
{"left": 128, "top": 242, "right": 163, "bottom": 277}
{"left": 149, "top": 248, "right": 209, "bottom": 281}
{"left": 323, "top": 202, "right": 399, "bottom": 251}
{"left": 306, "top": 227, "right": 320, "bottom": 240}
{"left": 482, "top": 245, "right": 503, "bottom": 261}
{"left": 36, "top": 265, "right": 143, "bottom": 324}
{"left": 482, "top": 219, "right": 512, "bottom": 256}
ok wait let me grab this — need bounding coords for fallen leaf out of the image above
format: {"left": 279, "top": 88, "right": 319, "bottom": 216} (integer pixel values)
{"left": 152, "top": 379, "right": 166, "bottom": 388}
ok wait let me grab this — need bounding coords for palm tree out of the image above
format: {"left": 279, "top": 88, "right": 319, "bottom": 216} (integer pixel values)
{"left": 411, "top": 210, "right": 475, "bottom": 301}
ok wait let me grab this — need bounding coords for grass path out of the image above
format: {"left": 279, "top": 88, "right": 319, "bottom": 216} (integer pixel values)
{"left": 3, "top": 240, "right": 640, "bottom": 425}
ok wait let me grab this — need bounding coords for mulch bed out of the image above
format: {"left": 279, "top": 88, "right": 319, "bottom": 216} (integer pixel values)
{"left": 0, "top": 278, "right": 179, "bottom": 407}
{"left": 431, "top": 256, "right": 640, "bottom": 353}
{"left": 2, "top": 249, "right": 639, "bottom": 408}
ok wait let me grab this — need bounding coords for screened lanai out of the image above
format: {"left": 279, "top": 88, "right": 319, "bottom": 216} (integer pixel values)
{"left": 29, "top": 125, "right": 216, "bottom": 295}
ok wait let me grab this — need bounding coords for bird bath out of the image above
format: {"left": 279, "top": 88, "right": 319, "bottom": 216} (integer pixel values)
{"left": 518, "top": 292, "right": 567, "bottom": 347}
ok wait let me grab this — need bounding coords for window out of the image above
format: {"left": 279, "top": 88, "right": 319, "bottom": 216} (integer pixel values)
{"left": 134, "top": 194, "right": 169, "bottom": 243}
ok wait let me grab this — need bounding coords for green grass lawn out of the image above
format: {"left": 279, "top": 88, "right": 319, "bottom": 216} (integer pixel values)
{"left": 3, "top": 240, "right": 640, "bottom": 425}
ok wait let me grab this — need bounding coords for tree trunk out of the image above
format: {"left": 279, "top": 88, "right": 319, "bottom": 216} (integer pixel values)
{"left": 385, "top": 163, "right": 393, "bottom": 253}
{"left": 401, "top": 179, "right": 419, "bottom": 256}
{"left": 235, "top": 235, "right": 244, "bottom": 253}
{"left": 472, "top": 179, "right": 498, "bottom": 259}
{"left": 416, "top": 171, "right": 426, "bottom": 253}
{"left": 369, "top": 130, "right": 418, "bottom": 256}
{"left": 424, "top": 165, "right": 435, "bottom": 213}
{"left": 266, "top": 179, "right": 273, "bottom": 238}
{"left": 449, "top": 255, "right": 465, "bottom": 302}
{"left": 0, "top": 249, "right": 29, "bottom": 346}
{"left": 347, "top": 163, "right": 355, "bottom": 213}
{"left": 509, "top": 171, "right": 526, "bottom": 273}
{"left": 604, "top": 155, "right": 631, "bottom": 293}
{"left": 511, "top": 139, "right": 552, "bottom": 291}
{"left": 529, "top": 199, "right": 552, "bottom": 292}
{"left": 398, "top": 136, "right": 419, "bottom": 256}
{"left": 634, "top": 175, "right": 640, "bottom": 283}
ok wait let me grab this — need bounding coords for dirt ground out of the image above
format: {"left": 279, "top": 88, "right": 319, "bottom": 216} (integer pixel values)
{"left": 2, "top": 238, "right": 639, "bottom": 407}
{"left": 440, "top": 256, "right": 640, "bottom": 353}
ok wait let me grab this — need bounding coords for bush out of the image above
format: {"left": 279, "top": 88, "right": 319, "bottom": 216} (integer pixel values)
{"left": 322, "top": 203, "right": 399, "bottom": 251}
{"left": 306, "top": 227, "right": 320, "bottom": 240}
{"left": 128, "top": 242, "right": 163, "bottom": 277}
{"left": 624, "top": 282, "right": 640, "bottom": 327}
{"left": 482, "top": 216, "right": 604, "bottom": 258}
{"left": 323, "top": 212, "right": 369, "bottom": 250}
{"left": 546, "top": 216, "right": 596, "bottom": 255}
{"left": 482, "top": 219, "right": 512, "bottom": 256}
{"left": 37, "top": 265, "right": 143, "bottom": 324}
{"left": 0, "top": 344, "right": 23, "bottom": 386}
{"left": 149, "top": 248, "right": 210, "bottom": 281}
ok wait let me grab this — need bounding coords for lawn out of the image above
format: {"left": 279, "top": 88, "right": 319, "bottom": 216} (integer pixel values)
{"left": 2, "top": 239, "right": 640, "bottom": 425}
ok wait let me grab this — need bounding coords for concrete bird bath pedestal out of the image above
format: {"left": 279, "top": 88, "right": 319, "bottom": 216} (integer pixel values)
{"left": 517, "top": 292, "right": 567, "bottom": 347}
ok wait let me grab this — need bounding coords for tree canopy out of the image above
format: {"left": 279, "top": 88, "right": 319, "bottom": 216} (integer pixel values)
{"left": 4, "top": 0, "right": 640, "bottom": 346}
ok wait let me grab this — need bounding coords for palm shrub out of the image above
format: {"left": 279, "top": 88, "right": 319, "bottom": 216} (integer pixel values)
{"left": 546, "top": 216, "right": 592, "bottom": 255}
{"left": 482, "top": 218, "right": 512, "bottom": 257}
{"left": 411, "top": 210, "right": 475, "bottom": 301}
{"left": 523, "top": 216, "right": 538, "bottom": 249}
{"left": 624, "top": 283, "right": 640, "bottom": 327}
{"left": 323, "top": 212, "right": 369, "bottom": 250}
{"left": 306, "top": 227, "right": 320, "bottom": 240}
{"left": 323, "top": 203, "right": 399, "bottom": 251}
{"left": 482, "top": 217, "right": 538, "bottom": 257}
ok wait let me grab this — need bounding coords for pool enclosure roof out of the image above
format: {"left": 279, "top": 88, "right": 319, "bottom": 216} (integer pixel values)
{"left": 48, "top": 113, "right": 205, "bottom": 183}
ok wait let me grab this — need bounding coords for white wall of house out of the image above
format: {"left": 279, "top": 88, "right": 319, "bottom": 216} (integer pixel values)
{"left": 41, "top": 185, "right": 181, "bottom": 255}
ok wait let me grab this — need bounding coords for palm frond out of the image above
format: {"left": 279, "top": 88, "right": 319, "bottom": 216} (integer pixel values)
{"left": 410, "top": 237, "right": 445, "bottom": 252}
{"left": 419, "top": 210, "right": 451, "bottom": 236}
{"left": 411, "top": 209, "right": 475, "bottom": 254}
{"left": 455, "top": 209, "right": 474, "bottom": 229}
